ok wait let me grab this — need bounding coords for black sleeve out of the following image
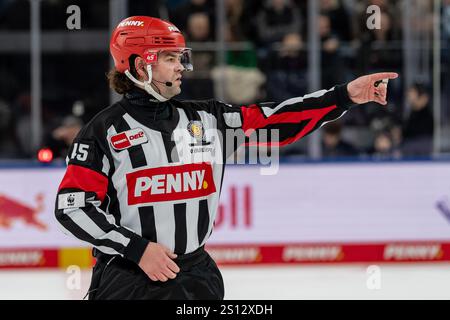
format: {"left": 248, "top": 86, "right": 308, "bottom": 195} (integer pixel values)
{"left": 54, "top": 124, "right": 149, "bottom": 264}
{"left": 211, "top": 83, "right": 355, "bottom": 156}
{"left": 238, "top": 84, "right": 353, "bottom": 145}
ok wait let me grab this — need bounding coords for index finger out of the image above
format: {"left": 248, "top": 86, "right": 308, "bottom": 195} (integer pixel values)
{"left": 372, "top": 72, "right": 399, "bottom": 80}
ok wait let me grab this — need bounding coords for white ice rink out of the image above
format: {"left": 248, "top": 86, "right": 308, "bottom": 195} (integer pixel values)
{"left": 0, "top": 263, "right": 449, "bottom": 300}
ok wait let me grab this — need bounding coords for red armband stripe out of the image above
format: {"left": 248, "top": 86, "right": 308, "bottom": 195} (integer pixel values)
{"left": 241, "top": 105, "right": 337, "bottom": 146}
{"left": 58, "top": 165, "right": 108, "bottom": 202}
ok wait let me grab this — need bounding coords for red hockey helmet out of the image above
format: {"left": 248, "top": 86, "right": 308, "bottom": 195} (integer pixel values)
{"left": 110, "top": 16, "right": 192, "bottom": 73}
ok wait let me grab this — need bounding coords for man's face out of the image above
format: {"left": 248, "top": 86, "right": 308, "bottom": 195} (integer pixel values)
{"left": 136, "top": 50, "right": 185, "bottom": 99}
{"left": 151, "top": 51, "right": 185, "bottom": 98}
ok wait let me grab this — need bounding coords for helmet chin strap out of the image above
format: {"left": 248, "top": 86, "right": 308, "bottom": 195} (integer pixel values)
{"left": 124, "top": 65, "right": 168, "bottom": 102}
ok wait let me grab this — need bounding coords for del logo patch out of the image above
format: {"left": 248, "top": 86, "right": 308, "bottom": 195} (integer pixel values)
{"left": 110, "top": 128, "right": 148, "bottom": 150}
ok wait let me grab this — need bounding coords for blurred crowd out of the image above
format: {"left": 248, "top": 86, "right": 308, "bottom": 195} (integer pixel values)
{"left": 0, "top": 0, "right": 448, "bottom": 161}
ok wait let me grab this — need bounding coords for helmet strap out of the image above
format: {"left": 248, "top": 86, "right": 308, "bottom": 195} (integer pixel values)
{"left": 124, "top": 65, "right": 168, "bottom": 102}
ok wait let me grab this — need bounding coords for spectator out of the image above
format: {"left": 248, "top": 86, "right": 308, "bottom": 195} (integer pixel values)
{"left": 186, "top": 12, "right": 212, "bottom": 42}
{"left": 211, "top": 25, "right": 265, "bottom": 104}
{"left": 355, "top": 4, "right": 403, "bottom": 112}
{"left": 319, "top": 14, "right": 342, "bottom": 88}
{"left": 321, "top": 121, "right": 359, "bottom": 158}
{"left": 225, "top": 0, "right": 247, "bottom": 41}
{"left": 264, "top": 32, "right": 308, "bottom": 101}
{"left": 359, "top": 11, "right": 401, "bottom": 72}
{"left": 170, "top": 0, "right": 215, "bottom": 36}
{"left": 180, "top": 12, "right": 215, "bottom": 99}
{"left": 225, "top": 23, "right": 258, "bottom": 68}
{"left": 185, "top": 12, "right": 214, "bottom": 74}
{"left": 354, "top": 0, "right": 400, "bottom": 41}
{"left": 354, "top": 0, "right": 402, "bottom": 78}
{"left": 320, "top": 0, "right": 353, "bottom": 41}
{"left": 256, "top": 0, "right": 302, "bottom": 46}
{"left": 370, "top": 130, "right": 399, "bottom": 159}
{"left": 402, "top": 83, "right": 434, "bottom": 156}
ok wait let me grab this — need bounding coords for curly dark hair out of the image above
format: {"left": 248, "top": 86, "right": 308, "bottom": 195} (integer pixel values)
{"left": 106, "top": 54, "right": 139, "bottom": 94}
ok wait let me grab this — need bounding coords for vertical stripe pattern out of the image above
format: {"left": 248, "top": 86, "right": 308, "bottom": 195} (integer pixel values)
{"left": 174, "top": 203, "right": 187, "bottom": 254}
{"left": 197, "top": 199, "right": 210, "bottom": 245}
{"left": 138, "top": 206, "right": 157, "bottom": 243}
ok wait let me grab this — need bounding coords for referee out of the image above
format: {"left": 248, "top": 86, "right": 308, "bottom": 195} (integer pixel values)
{"left": 54, "top": 16, "right": 397, "bottom": 300}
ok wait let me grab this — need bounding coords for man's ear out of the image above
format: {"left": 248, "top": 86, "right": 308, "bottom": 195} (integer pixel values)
{"left": 134, "top": 57, "right": 149, "bottom": 81}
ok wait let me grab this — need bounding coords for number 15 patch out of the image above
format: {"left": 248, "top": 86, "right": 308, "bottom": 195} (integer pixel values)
{"left": 69, "top": 141, "right": 94, "bottom": 166}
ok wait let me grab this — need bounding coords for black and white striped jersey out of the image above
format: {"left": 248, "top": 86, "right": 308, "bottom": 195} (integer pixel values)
{"left": 55, "top": 84, "right": 354, "bottom": 264}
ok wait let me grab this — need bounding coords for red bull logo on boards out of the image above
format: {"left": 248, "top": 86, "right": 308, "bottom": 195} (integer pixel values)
{"left": 0, "top": 193, "right": 47, "bottom": 230}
